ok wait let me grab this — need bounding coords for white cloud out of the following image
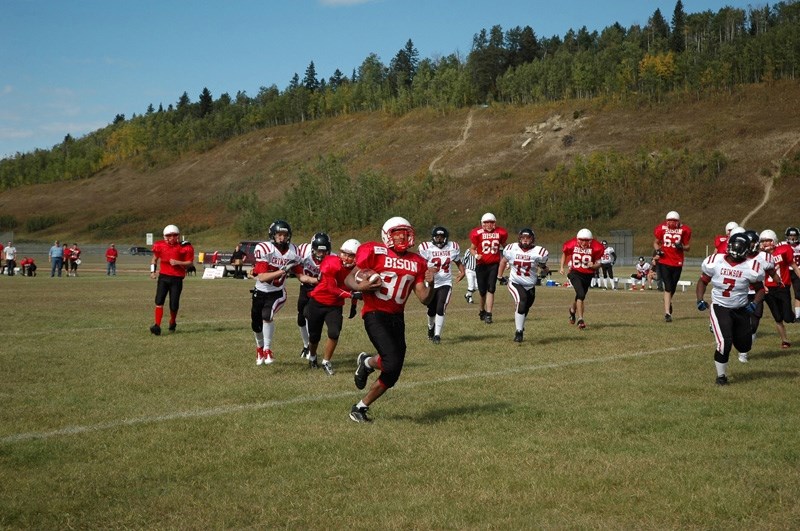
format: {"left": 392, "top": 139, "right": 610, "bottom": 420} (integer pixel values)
{"left": 1, "top": 85, "right": 12, "bottom": 95}
{"left": 0, "top": 127, "right": 33, "bottom": 140}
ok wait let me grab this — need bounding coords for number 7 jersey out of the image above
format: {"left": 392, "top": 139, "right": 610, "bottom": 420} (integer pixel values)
{"left": 700, "top": 253, "right": 764, "bottom": 308}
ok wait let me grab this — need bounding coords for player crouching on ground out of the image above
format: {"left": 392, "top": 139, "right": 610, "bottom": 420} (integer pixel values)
{"left": 696, "top": 233, "right": 765, "bottom": 385}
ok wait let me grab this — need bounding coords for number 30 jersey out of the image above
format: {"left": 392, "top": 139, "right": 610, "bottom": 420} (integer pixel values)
{"left": 355, "top": 241, "right": 428, "bottom": 315}
{"left": 417, "top": 240, "right": 461, "bottom": 287}
{"left": 700, "top": 253, "right": 764, "bottom": 309}
{"left": 502, "top": 243, "right": 549, "bottom": 289}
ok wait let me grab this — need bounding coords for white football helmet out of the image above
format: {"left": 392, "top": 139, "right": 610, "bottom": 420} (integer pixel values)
{"left": 666, "top": 211, "right": 680, "bottom": 221}
{"left": 760, "top": 229, "right": 778, "bottom": 243}
{"left": 730, "top": 226, "right": 745, "bottom": 236}
{"left": 339, "top": 238, "right": 360, "bottom": 268}
{"left": 481, "top": 212, "right": 496, "bottom": 223}
{"left": 163, "top": 224, "right": 180, "bottom": 236}
{"left": 725, "top": 221, "right": 739, "bottom": 233}
{"left": 382, "top": 217, "right": 415, "bottom": 252}
{"left": 577, "top": 228, "right": 592, "bottom": 240}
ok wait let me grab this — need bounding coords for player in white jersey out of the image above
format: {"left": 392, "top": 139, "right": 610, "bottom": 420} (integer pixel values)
{"left": 294, "top": 233, "right": 329, "bottom": 364}
{"left": 783, "top": 226, "right": 800, "bottom": 319}
{"left": 696, "top": 234, "right": 765, "bottom": 385}
{"left": 631, "top": 256, "right": 651, "bottom": 290}
{"left": 417, "top": 226, "right": 465, "bottom": 344}
{"left": 250, "top": 220, "right": 306, "bottom": 366}
{"left": 598, "top": 240, "right": 617, "bottom": 289}
{"left": 498, "top": 228, "right": 550, "bottom": 342}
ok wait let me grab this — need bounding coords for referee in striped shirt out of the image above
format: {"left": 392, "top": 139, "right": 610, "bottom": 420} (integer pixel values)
{"left": 462, "top": 248, "right": 477, "bottom": 304}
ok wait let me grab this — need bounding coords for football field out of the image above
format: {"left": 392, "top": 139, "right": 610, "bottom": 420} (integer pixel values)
{"left": 1, "top": 261, "right": 799, "bottom": 529}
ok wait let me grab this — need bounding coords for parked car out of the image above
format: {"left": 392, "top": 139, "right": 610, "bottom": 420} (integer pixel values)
{"left": 129, "top": 246, "right": 152, "bottom": 255}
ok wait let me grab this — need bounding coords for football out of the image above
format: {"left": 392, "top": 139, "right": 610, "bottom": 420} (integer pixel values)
{"left": 356, "top": 268, "right": 381, "bottom": 284}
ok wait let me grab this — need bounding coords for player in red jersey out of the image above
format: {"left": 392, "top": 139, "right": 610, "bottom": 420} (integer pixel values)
{"left": 782, "top": 226, "right": 800, "bottom": 320}
{"left": 346, "top": 216, "right": 435, "bottom": 423}
{"left": 305, "top": 238, "right": 361, "bottom": 376}
{"left": 759, "top": 229, "right": 800, "bottom": 348}
{"left": 559, "top": 228, "right": 604, "bottom": 329}
{"left": 468, "top": 212, "right": 508, "bottom": 324}
{"left": 654, "top": 210, "right": 692, "bottom": 322}
{"left": 713, "top": 221, "right": 739, "bottom": 254}
{"left": 149, "top": 224, "right": 195, "bottom": 335}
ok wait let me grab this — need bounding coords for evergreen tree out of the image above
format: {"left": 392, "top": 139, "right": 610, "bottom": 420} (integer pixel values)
{"left": 198, "top": 87, "right": 213, "bottom": 117}
{"left": 671, "top": 0, "right": 686, "bottom": 53}
{"left": 303, "top": 61, "right": 319, "bottom": 92}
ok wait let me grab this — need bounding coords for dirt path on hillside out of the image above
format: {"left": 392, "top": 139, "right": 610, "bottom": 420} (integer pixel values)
{"left": 429, "top": 109, "right": 474, "bottom": 173}
{"left": 741, "top": 136, "right": 800, "bottom": 227}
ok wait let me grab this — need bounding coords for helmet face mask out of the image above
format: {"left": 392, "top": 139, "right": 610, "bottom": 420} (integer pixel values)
{"left": 311, "top": 232, "right": 332, "bottom": 262}
{"left": 785, "top": 226, "right": 800, "bottom": 245}
{"left": 727, "top": 234, "right": 750, "bottom": 262}
{"left": 339, "top": 239, "right": 360, "bottom": 268}
{"left": 431, "top": 226, "right": 449, "bottom": 249}
{"left": 163, "top": 224, "right": 180, "bottom": 240}
{"left": 269, "top": 220, "right": 292, "bottom": 251}
{"left": 759, "top": 229, "right": 778, "bottom": 253}
{"left": 382, "top": 217, "right": 415, "bottom": 252}
{"left": 576, "top": 228, "right": 592, "bottom": 248}
{"left": 742, "top": 230, "right": 760, "bottom": 255}
{"left": 518, "top": 228, "right": 535, "bottom": 250}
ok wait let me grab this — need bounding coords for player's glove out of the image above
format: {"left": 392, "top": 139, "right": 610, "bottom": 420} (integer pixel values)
{"left": 656, "top": 249, "right": 665, "bottom": 257}
{"left": 351, "top": 291, "right": 363, "bottom": 300}
{"left": 744, "top": 302, "right": 757, "bottom": 314}
{"left": 696, "top": 300, "right": 709, "bottom": 311}
{"left": 674, "top": 242, "right": 684, "bottom": 251}
{"left": 498, "top": 276, "right": 508, "bottom": 286}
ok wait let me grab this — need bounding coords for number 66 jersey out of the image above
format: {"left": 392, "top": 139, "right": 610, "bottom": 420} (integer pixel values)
{"left": 355, "top": 241, "right": 428, "bottom": 315}
{"left": 700, "top": 254, "right": 764, "bottom": 308}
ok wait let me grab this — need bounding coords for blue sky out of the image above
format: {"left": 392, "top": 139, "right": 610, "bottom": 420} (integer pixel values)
{"left": 1, "top": 0, "right": 756, "bottom": 159}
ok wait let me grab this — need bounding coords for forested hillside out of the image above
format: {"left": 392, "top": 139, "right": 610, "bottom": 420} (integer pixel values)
{"left": 0, "top": 1, "right": 798, "bottom": 250}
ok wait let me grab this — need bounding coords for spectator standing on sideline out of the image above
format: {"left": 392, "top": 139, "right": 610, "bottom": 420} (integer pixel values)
{"left": 559, "top": 229, "right": 604, "bottom": 330}
{"left": 305, "top": 238, "right": 361, "bottom": 375}
{"left": 4, "top": 241, "right": 17, "bottom": 276}
{"left": 346, "top": 216, "right": 435, "bottom": 423}
{"left": 250, "top": 220, "right": 302, "bottom": 366}
{"left": 696, "top": 234, "right": 765, "bottom": 385}
{"left": 654, "top": 211, "right": 692, "bottom": 322}
{"left": 149, "top": 225, "right": 195, "bottom": 335}
{"left": 418, "top": 226, "right": 465, "bottom": 344}
{"left": 230, "top": 243, "right": 246, "bottom": 279}
{"left": 498, "top": 228, "right": 550, "bottom": 342}
{"left": 294, "top": 232, "right": 329, "bottom": 362}
{"left": 106, "top": 243, "right": 118, "bottom": 276}
{"left": 49, "top": 240, "right": 64, "bottom": 277}
{"left": 469, "top": 213, "right": 508, "bottom": 324}
{"left": 714, "top": 221, "right": 739, "bottom": 254}
{"left": 759, "top": 229, "right": 800, "bottom": 349}
{"left": 598, "top": 240, "right": 617, "bottom": 290}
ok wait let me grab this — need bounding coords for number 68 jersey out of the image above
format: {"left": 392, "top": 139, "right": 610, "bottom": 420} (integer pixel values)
{"left": 700, "top": 253, "right": 764, "bottom": 309}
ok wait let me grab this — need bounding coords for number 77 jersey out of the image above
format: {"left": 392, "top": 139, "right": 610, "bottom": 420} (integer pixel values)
{"left": 700, "top": 253, "right": 764, "bottom": 308}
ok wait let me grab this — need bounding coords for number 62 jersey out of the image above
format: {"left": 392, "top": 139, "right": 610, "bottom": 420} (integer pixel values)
{"left": 700, "top": 254, "right": 764, "bottom": 308}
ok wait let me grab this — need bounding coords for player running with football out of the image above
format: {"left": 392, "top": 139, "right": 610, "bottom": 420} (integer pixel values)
{"left": 346, "top": 216, "right": 435, "bottom": 423}
{"left": 418, "top": 226, "right": 465, "bottom": 344}
{"left": 696, "top": 233, "right": 765, "bottom": 385}
{"left": 560, "top": 229, "right": 604, "bottom": 330}
{"left": 304, "top": 238, "right": 361, "bottom": 375}
{"left": 498, "top": 228, "right": 549, "bottom": 342}
{"left": 654, "top": 211, "right": 692, "bottom": 322}
{"left": 149, "top": 224, "right": 195, "bottom": 335}
{"left": 469, "top": 213, "right": 508, "bottom": 324}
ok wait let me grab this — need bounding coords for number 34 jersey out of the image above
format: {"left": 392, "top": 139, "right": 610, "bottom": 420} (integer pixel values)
{"left": 355, "top": 241, "right": 428, "bottom": 315}
{"left": 502, "top": 243, "right": 549, "bottom": 289}
{"left": 700, "top": 253, "right": 764, "bottom": 309}
{"left": 417, "top": 240, "right": 461, "bottom": 287}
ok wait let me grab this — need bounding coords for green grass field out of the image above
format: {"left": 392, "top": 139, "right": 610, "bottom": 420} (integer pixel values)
{"left": 1, "top": 258, "right": 799, "bottom": 529}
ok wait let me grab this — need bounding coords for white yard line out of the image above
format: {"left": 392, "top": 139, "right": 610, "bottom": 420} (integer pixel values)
{"left": 1, "top": 343, "right": 702, "bottom": 444}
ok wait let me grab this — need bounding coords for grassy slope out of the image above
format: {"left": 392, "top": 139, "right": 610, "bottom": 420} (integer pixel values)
{"left": 1, "top": 82, "right": 799, "bottom": 249}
